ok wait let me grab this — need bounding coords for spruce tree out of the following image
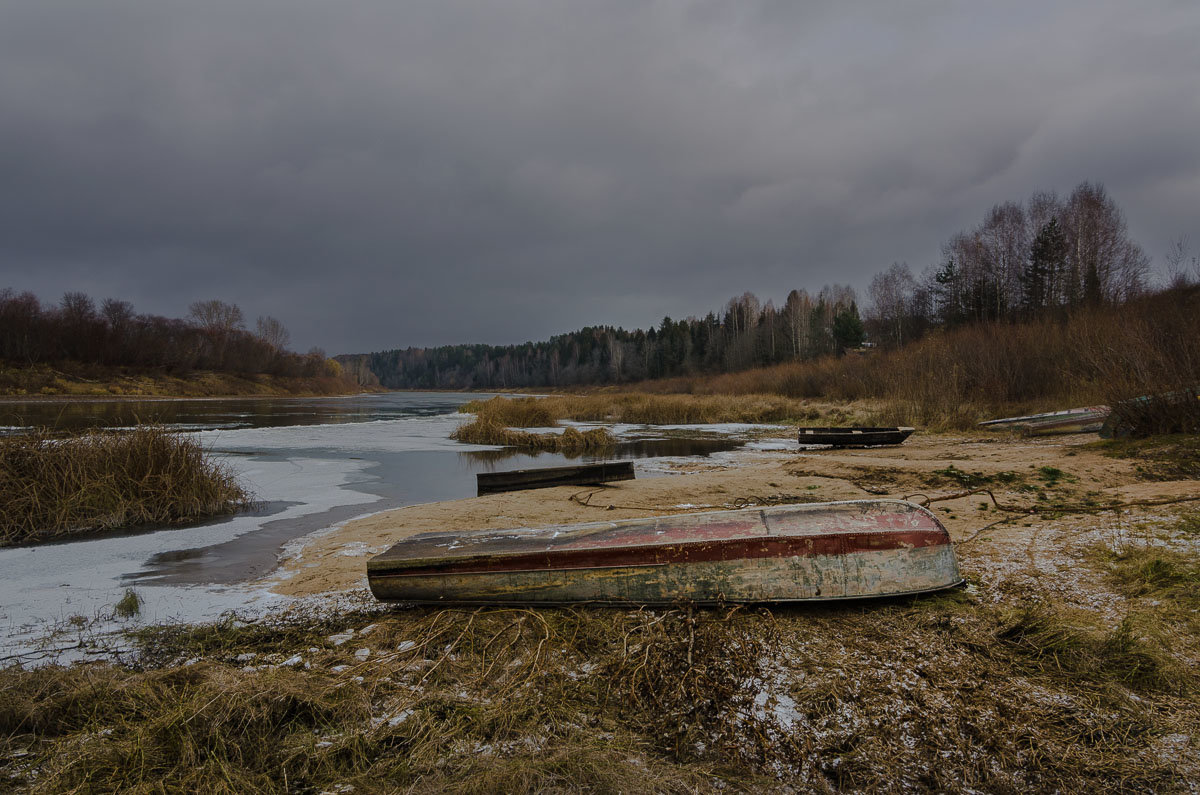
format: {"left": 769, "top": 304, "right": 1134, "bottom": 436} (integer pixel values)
{"left": 1023, "top": 218, "right": 1066, "bottom": 314}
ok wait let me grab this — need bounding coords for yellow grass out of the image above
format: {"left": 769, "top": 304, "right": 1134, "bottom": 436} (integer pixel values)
{"left": 0, "top": 426, "right": 250, "bottom": 546}
{"left": 459, "top": 393, "right": 863, "bottom": 427}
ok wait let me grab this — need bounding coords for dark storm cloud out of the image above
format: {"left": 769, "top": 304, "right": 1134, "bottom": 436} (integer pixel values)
{"left": 1, "top": 1, "right": 1198, "bottom": 352}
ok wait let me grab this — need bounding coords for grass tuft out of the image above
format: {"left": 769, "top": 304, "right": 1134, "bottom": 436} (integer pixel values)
{"left": 995, "top": 601, "right": 1191, "bottom": 695}
{"left": 113, "top": 589, "right": 142, "bottom": 619}
{"left": 0, "top": 425, "right": 250, "bottom": 546}
{"left": 451, "top": 418, "right": 614, "bottom": 453}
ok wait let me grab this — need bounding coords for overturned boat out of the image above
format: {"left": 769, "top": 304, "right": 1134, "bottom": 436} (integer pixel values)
{"left": 978, "top": 406, "right": 1110, "bottom": 436}
{"left": 476, "top": 461, "right": 635, "bottom": 495}
{"left": 367, "top": 499, "right": 961, "bottom": 605}
{"left": 797, "top": 427, "right": 915, "bottom": 447}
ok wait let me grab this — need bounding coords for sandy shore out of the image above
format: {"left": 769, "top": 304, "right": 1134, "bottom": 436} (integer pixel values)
{"left": 268, "top": 431, "right": 1199, "bottom": 603}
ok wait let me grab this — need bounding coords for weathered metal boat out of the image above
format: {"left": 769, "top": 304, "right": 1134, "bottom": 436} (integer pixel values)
{"left": 477, "top": 461, "right": 635, "bottom": 495}
{"left": 797, "top": 427, "right": 915, "bottom": 447}
{"left": 978, "top": 406, "right": 1110, "bottom": 436}
{"left": 367, "top": 499, "right": 961, "bottom": 605}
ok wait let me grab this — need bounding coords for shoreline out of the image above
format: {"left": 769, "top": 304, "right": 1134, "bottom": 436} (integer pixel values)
{"left": 0, "top": 389, "right": 382, "bottom": 404}
{"left": 264, "top": 430, "right": 1199, "bottom": 604}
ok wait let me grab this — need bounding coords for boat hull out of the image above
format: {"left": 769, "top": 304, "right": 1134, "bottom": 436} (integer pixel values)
{"left": 797, "top": 427, "right": 915, "bottom": 447}
{"left": 367, "top": 500, "right": 961, "bottom": 605}
{"left": 979, "top": 406, "right": 1110, "bottom": 436}
{"left": 477, "top": 461, "right": 635, "bottom": 495}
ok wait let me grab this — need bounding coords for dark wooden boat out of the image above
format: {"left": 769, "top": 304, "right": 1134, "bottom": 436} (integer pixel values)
{"left": 477, "top": 461, "right": 635, "bottom": 495}
{"left": 367, "top": 499, "right": 961, "bottom": 605}
{"left": 797, "top": 427, "right": 915, "bottom": 447}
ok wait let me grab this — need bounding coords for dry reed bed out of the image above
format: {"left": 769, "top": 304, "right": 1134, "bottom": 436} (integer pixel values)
{"left": 627, "top": 287, "right": 1200, "bottom": 431}
{"left": 451, "top": 417, "right": 615, "bottom": 453}
{"left": 0, "top": 426, "right": 249, "bottom": 547}
{"left": 450, "top": 392, "right": 846, "bottom": 453}
{"left": 3, "top": 538, "right": 1197, "bottom": 793}
{"left": 458, "top": 394, "right": 849, "bottom": 427}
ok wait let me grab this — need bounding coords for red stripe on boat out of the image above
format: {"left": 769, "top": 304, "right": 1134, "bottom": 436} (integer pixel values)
{"left": 372, "top": 529, "right": 948, "bottom": 578}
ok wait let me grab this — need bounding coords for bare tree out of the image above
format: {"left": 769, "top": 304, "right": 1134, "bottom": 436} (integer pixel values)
{"left": 1060, "top": 182, "right": 1149, "bottom": 305}
{"left": 1164, "top": 236, "right": 1198, "bottom": 288}
{"left": 255, "top": 315, "right": 291, "bottom": 351}
{"left": 188, "top": 299, "right": 245, "bottom": 334}
{"left": 101, "top": 299, "right": 135, "bottom": 329}
{"left": 782, "top": 289, "right": 812, "bottom": 358}
{"left": 867, "top": 262, "right": 916, "bottom": 347}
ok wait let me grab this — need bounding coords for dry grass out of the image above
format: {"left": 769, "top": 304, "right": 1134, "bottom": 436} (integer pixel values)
{"left": 1090, "top": 434, "right": 1200, "bottom": 481}
{"left": 3, "top": 582, "right": 1197, "bottom": 793}
{"left": 604, "top": 287, "right": 1200, "bottom": 431}
{"left": 0, "top": 426, "right": 250, "bottom": 546}
{"left": 451, "top": 392, "right": 851, "bottom": 452}
{"left": 456, "top": 396, "right": 559, "bottom": 427}
{"left": 461, "top": 393, "right": 854, "bottom": 427}
{"left": 451, "top": 418, "right": 614, "bottom": 453}
{"left": 0, "top": 362, "right": 365, "bottom": 398}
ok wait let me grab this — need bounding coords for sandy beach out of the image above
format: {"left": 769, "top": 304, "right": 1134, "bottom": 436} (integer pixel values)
{"left": 270, "top": 430, "right": 1200, "bottom": 607}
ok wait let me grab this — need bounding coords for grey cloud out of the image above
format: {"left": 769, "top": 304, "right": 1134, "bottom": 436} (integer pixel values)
{"left": 1, "top": 1, "right": 1198, "bottom": 352}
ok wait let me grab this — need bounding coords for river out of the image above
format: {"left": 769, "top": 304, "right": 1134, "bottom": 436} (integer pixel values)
{"left": 0, "top": 392, "right": 764, "bottom": 661}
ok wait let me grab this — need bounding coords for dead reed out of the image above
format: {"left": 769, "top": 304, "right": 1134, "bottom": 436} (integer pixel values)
{"left": 451, "top": 417, "right": 614, "bottom": 453}
{"left": 616, "top": 286, "right": 1200, "bottom": 430}
{"left": 0, "top": 426, "right": 250, "bottom": 546}
{"left": 4, "top": 590, "right": 1195, "bottom": 793}
{"left": 456, "top": 396, "right": 558, "bottom": 427}
{"left": 461, "top": 393, "right": 833, "bottom": 427}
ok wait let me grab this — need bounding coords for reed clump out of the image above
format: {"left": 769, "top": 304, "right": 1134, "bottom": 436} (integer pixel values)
{"left": 0, "top": 426, "right": 249, "bottom": 546}
{"left": 452, "top": 418, "right": 614, "bottom": 453}
{"left": 461, "top": 393, "right": 832, "bottom": 427}
{"left": 457, "top": 396, "right": 558, "bottom": 427}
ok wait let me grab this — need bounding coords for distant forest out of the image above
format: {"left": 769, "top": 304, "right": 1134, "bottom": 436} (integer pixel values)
{"left": 345, "top": 181, "right": 1168, "bottom": 390}
{"left": 0, "top": 293, "right": 340, "bottom": 379}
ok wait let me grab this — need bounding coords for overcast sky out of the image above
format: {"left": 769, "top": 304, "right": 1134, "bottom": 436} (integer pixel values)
{"left": 1, "top": 1, "right": 1197, "bottom": 354}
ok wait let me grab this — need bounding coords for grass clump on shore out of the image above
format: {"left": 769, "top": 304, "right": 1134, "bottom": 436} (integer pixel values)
{"left": 452, "top": 418, "right": 614, "bottom": 453}
{"left": 452, "top": 396, "right": 616, "bottom": 452}
{"left": 460, "top": 393, "right": 839, "bottom": 427}
{"left": 4, "top": 594, "right": 1197, "bottom": 793}
{"left": 0, "top": 426, "right": 249, "bottom": 547}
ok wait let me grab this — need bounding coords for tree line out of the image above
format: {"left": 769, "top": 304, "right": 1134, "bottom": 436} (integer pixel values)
{"left": 863, "top": 181, "right": 1151, "bottom": 348}
{"left": 349, "top": 180, "right": 1160, "bottom": 390}
{"left": 0, "top": 291, "right": 340, "bottom": 379}
{"left": 344, "top": 287, "right": 866, "bottom": 389}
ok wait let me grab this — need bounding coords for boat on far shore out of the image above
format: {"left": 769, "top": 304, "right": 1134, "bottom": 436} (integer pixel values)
{"left": 367, "top": 499, "right": 961, "bottom": 606}
{"left": 978, "top": 406, "right": 1110, "bottom": 436}
{"left": 797, "top": 426, "right": 915, "bottom": 447}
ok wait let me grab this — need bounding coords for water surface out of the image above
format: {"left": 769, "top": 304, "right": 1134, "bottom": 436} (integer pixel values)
{"left": 0, "top": 392, "right": 755, "bottom": 658}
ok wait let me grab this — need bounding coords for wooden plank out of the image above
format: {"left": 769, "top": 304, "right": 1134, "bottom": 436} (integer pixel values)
{"left": 476, "top": 460, "right": 635, "bottom": 495}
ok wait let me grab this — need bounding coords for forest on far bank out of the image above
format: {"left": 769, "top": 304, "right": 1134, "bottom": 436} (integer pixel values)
{"left": 344, "top": 181, "right": 1187, "bottom": 390}
{"left": 0, "top": 294, "right": 353, "bottom": 395}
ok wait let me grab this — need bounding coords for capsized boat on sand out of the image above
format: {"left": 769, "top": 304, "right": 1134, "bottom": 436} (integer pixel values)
{"left": 978, "top": 406, "right": 1110, "bottom": 436}
{"left": 367, "top": 500, "right": 962, "bottom": 605}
